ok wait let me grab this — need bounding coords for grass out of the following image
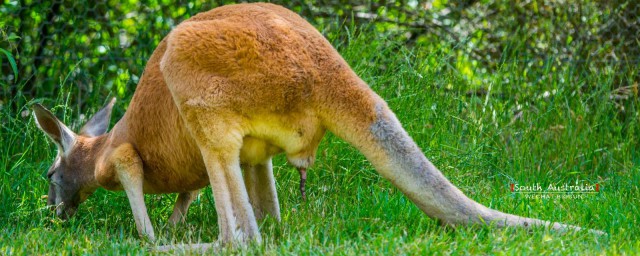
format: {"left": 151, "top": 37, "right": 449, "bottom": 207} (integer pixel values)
{"left": 1, "top": 27, "right": 638, "bottom": 255}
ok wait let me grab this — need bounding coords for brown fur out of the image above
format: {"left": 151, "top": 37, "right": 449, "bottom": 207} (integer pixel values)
{"left": 33, "top": 3, "right": 602, "bottom": 247}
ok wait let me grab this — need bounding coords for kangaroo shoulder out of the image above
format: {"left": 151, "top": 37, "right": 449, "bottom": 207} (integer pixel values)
{"left": 95, "top": 143, "right": 141, "bottom": 190}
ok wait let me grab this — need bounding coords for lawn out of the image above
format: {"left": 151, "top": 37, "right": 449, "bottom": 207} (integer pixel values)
{"left": 1, "top": 27, "right": 638, "bottom": 254}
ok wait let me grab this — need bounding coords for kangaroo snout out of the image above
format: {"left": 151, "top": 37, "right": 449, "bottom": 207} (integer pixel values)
{"left": 55, "top": 202, "right": 77, "bottom": 220}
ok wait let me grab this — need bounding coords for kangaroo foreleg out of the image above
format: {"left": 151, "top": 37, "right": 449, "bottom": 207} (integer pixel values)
{"left": 112, "top": 143, "right": 155, "bottom": 241}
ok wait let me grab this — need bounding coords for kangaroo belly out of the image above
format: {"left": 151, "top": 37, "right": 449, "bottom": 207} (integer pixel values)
{"left": 139, "top": 134, "right": 289, "bottom": 194}
{"left": 141, "top": 160, "right": 209, "bottom": 194}
{"left": 246, "top": 112, "right": 325, "bottom": 169}
{"left": 138, "top": 136, "right": 209, "bottom": 194}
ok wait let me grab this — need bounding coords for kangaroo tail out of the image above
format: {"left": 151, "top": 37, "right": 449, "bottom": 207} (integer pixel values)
{"left": 318, "top": 80, "right": 603, "bottom": 235}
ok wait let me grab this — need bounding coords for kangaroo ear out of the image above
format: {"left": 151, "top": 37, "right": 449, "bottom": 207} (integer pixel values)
{"left": 32, "top": 104, "right": 77, "bottom": 152}
{"left": 80, "top": 98, "right": 116, "bottom": 137}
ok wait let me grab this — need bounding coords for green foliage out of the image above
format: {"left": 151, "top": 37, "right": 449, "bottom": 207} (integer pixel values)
{"left": 0, "top": 26, "right": 638, "bottom": 254}
{"left": 0, "top": 48, "right": 17, "bottom": 81}
{"left": 1, "top": 0, "right": 638, "bottom": 113}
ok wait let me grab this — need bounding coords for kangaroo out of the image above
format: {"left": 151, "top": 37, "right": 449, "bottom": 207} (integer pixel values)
{"left": 33, "top": 3, "right": 601, "bottom": 245}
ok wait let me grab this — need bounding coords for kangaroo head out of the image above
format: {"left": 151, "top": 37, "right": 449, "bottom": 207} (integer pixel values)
{"left": 32, "top": 98, "right": 115, "bottom": 219}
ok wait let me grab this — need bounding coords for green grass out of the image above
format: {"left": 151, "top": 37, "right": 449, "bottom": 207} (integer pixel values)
{"left": 1, "top": 28, "right": 638, "bottom": 255}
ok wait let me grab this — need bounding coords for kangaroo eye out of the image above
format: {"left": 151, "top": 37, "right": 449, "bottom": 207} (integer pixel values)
{"left": 48, "top": 157, "right": 62, "bottom": 181}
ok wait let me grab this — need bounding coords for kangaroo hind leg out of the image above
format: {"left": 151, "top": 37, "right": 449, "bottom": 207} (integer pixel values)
{"left": 168, "top": 189, "right": 200, "bottom": 225}
{"left": 242, "top": 158, "right": 281, "bottom": 221}
{"left": 184, "top": 115, "right": 260, "bottom": 244}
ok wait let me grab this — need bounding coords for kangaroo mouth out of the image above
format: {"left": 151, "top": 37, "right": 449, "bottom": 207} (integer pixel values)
{"left": 49, "top": 185, "right": 95, "bottom": 220}
{"left": 52, "top": 191, "right": 82, "bottom": 220}
{"left": 55, "top": 202, "right": 78, "bottom": 220}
